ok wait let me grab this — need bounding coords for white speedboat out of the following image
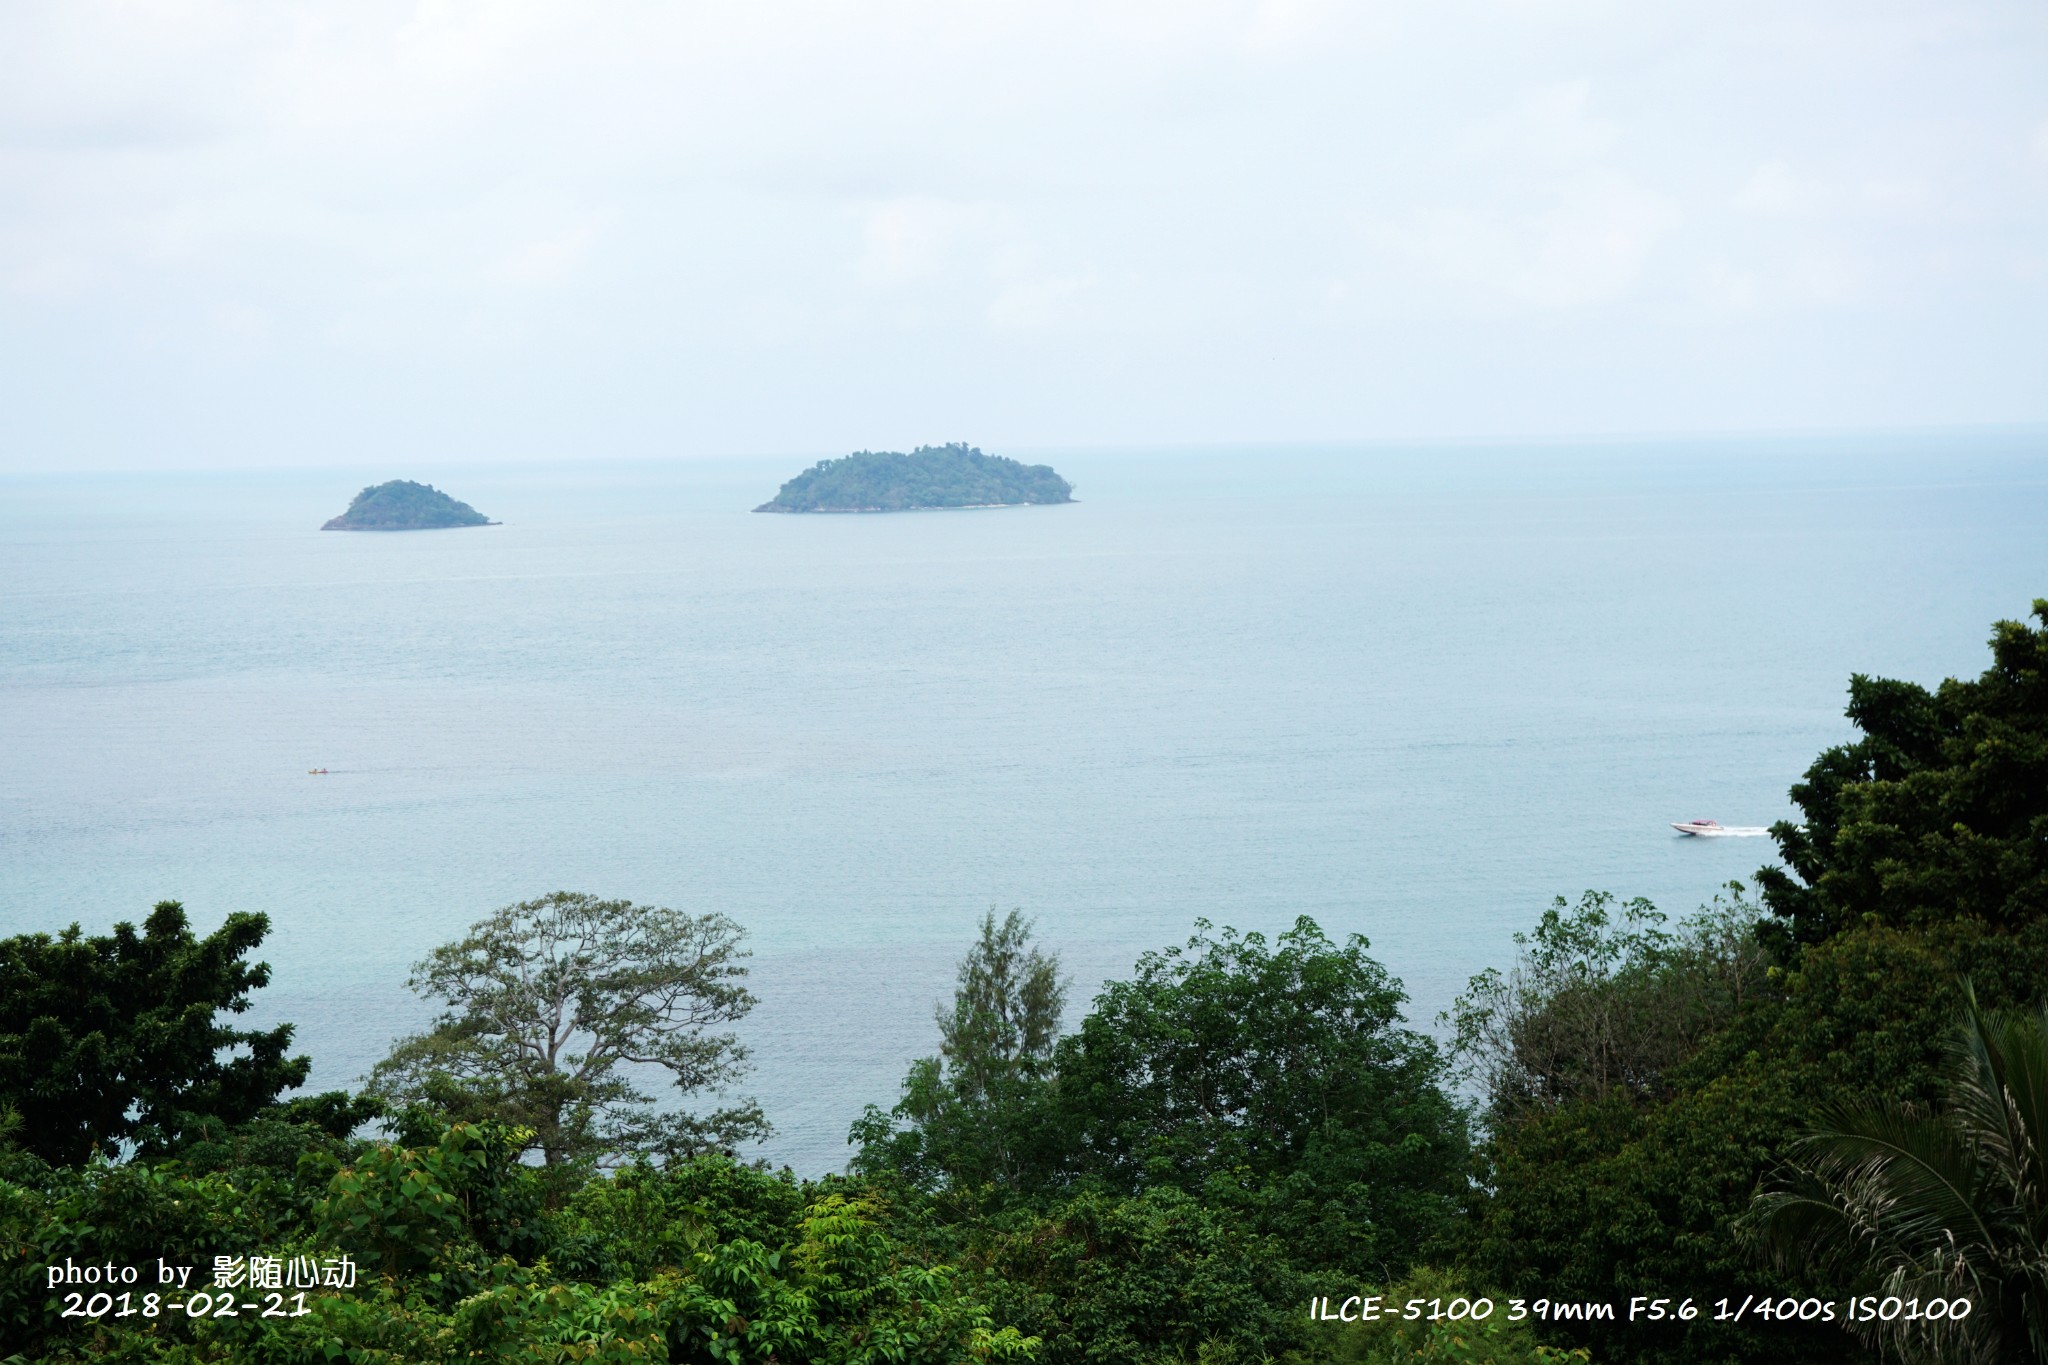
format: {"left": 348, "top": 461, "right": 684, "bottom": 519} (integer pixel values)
{"left": 1671, "top": 818, "right": 1724, "bottom": 835}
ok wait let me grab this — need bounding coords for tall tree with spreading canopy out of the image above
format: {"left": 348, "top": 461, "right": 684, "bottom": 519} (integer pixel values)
{"left": 368, "top": 891, "right": 768, "bottom": 1166}
{"left": 0, "top": 900, "right": 309, "bottom": 1165}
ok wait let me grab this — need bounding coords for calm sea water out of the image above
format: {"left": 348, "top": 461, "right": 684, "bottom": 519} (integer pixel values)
{"left": 4, "top": 435, "right": 2044, "bottom": 1173}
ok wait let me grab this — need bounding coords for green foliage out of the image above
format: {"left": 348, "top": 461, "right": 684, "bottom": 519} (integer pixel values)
{"left": 1468, "top": 1067, "right": 1828, "bottom": 1365}
{"left": 790, "top": 1192, "right": 1038, "bottom": 1365}
{"left": 555, "top": 1159, "right": 713, "bottom": 1283}
{"left": 321, "top": 479, "right": 493, "bottom": 530}
{"left": 0, "top": 900, "right": 311, "bottom": 1165}
{"left": 454, "top": 1271, "right": 671, "bottom": 1362}
{"left": 852, "top": 910, "right": 1067, "bottom": 1199}
{"left": 1746, "top": 987, "right": 2048, "bottom": 1364}
{"left": 1464, "top": 603, "right": 2048, "bottom": 1364}
{"left": 969, "top": 1186, "right": 1316, "bottom": 1365}
{"left": 635, "top": 1153, "right": 806, "bottom": 1250}
{"left": 1448, "top": 886, "right": 1770, "bottom": 1127}
{"left": 552, "top": 1154, "right": 808, "bottom": 1284}
{"left": 935, "top": 911, "right": 1066, "bottom": 1138}
{"left": 172, "top": 1092, "right": 385, "bottom": 1187}
{"left": 0, "top": 1148, "right": 307, "bottom": 1358}
{"left": 3, "top": 1120, "right": 1030, "bottom": 1365}
{"left": 317, "top": 1141, "right": 473, "bottom": 1280}
{"left": 657, "top": 1238, "right": 818, "bottom": 1365}
{"left": 1053, "top": 917, "right": 1468, "bottom": 1274}
{"left": 860, "top": 914, "right": 1474, "bottom": 1362}
{"left": 1467, "top": 919, "right": 2048, "bottom": 1365}
{"left": 755, "top": 444, "right": 1074, "bottom": 513}
{"left": 1466, "top": 906, "right": 1992, "bottom": 1362}
{"left": 1758, "top": 598, "right": 2048, "bottom": 949}
{"left": 367, "top": 892, "right": 769, "bottom": 1168}
{"left": 313, "top": 1122, "right": 546, "bottom": 1280}
{"left": 535, "top": 1187, "right": 1033, "bottom": 1365}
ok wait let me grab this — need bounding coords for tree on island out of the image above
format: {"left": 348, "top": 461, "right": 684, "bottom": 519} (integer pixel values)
{"left": 755, "top": 443, "right": 1074, "bottom": 512}
{"left": 367, "top": 892, "right": 769, "bottom": 1167}
{"left": 321, "top": 479, "right": 496, "bottom": 530}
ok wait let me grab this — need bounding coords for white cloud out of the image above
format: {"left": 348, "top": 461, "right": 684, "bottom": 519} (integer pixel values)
{"left": 1685, "top": 246, "right": 1864, "bottom": 318}
{"left": 1733, "top": 161, "right": 1830, "bottom": 217}
{"left": 1357, "top": 85, "right": 1675, "bottom": 312}
{"left": 1468, "top": 82, "right": 1620, "bottom": 167}
{"left": 208, "top": 301, "right": 272, "bottom": 340}
{"left": 1376, "top": 172, "right": 1676, "bottom": 310}
{"left": 0, "top": 0, "right": 2043, "bottom": 466}
{"left": 858, "top": 199, "right": 997, "bottom": 289}
{"left": 489, "top": 218, "right": 608, "bottom": 286}
{"left": 986, "top": 273, "right": 1096, "bottom": 332}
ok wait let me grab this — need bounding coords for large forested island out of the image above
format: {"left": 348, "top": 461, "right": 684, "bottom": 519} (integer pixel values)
{"left": 321, "top": 480, "right": 497, "bottom": 531}
{"left": 754, "top": 443, "right": 1074, "bottom": 513}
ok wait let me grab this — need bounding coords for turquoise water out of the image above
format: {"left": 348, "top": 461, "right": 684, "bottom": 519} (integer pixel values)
{"left": 3, "top": 435, "right": 2044, "bottom": 1173}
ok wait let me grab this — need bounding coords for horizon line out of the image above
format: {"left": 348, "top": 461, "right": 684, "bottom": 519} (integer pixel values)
{"left": 3, "top": 418, "right": 2044, "bottom": 479}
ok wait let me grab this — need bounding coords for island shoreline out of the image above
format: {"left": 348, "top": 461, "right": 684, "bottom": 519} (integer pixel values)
{"left": 321, "top": 521, "right": 502, "bottom": 531}
{"left": 752, "top": 501, "right": 1077, "bottom": 514}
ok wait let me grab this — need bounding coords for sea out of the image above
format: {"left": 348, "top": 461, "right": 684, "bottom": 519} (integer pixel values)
{"left": 3, "top": 433, "right": 2044, "bottom": 1174}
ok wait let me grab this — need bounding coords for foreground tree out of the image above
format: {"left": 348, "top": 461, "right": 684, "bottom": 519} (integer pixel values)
{"left": 367, "top": 891, "right": 768, "bottom": 1166}
{"left": 1458, "top": 888, "right": 1863, "bottom": 1364}
{"left": 851, "top": 908, "right": 1066, "bottom": 1195}
{"left": 0, "top": 900, "right": 309, "bottom": 1164}
{"left": 1747, "top": 987, "right": 2048, "bottom": 1365}
{"left": 1465, "top": 602, "right": 2048, "bottom": 1365}
{"left": 1758, "top": 598, "right": 2048, "bottom": 949}
{"left": 1054, "top": 916, "right": 1467, "bottom": 1271}
{"left": 2, "top": 1121, "right": 1039, "bottom": 1365}
{"left": 1448, "top": 885, "right": 1770, "bottom": 1126}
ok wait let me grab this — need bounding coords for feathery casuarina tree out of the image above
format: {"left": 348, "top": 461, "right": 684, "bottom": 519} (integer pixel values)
{"left": 936, "top": 908, "right": 1067, "bottom": 1112}
{"left": 850, "top": 908, "right": 1066, "bottom": 1194}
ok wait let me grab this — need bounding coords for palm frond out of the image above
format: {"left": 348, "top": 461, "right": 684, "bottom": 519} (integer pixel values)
{"left": 1748, "top": 983, "right": 2048, "bottom": 1365}
{"left": 1795, "top": 1103, "right": 1998, "bottom": 1260}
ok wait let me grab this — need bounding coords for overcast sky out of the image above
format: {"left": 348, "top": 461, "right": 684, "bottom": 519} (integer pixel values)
{"left": 3, "top": 1, "right": 2045, "bottom": 471}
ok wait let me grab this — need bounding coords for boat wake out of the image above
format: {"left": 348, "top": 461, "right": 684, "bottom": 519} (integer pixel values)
{"left": 1671, "top": 818, "right": 1770, "bottom": 837}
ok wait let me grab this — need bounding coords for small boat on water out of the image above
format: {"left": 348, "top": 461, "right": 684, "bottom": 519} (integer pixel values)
{"left": 1671, "top": 817, "right": 1777, "bottom": 837}
{"left": 308, "top": 768, "right": 328, "bottom": 775}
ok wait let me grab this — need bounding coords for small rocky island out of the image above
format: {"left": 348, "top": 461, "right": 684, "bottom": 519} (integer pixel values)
{"left": 754, "top": 443, "right": 1074, "bottom": 513}
{"left": 321, "top": 480, "right": 497, "bottom": 531}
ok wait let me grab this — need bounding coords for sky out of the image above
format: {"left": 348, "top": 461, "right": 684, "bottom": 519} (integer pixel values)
{"left": 2, "top": 0, "right": 2045, "bottom": 472}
